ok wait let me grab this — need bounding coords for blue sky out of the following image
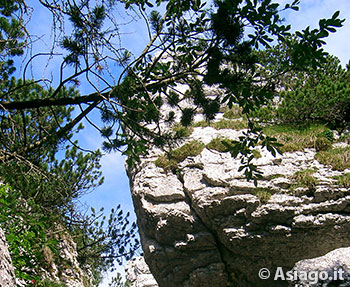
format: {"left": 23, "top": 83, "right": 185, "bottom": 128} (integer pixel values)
{"left": 12, "top": 0, "right": 350, "bottom": 285}
{"left": 277, "top": 0, "right": 350, "bottom": 66}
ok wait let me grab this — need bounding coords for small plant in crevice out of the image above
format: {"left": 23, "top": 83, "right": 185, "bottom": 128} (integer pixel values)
{"left": 254, "top": 188, "right": 272, "bottom": 203}
{"left": 333, "top": 173, "right": 350, "bottom": 188}
{"left": 154, "top": 140, "right": 205, "bottom": 172}
{"left": 290, "top": 168, "right": 318, "bottom": 195}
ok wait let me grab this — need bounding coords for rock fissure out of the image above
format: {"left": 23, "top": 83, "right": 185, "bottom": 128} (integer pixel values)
{"left": 180, "top": 173, "right": 233, "bottom": 286}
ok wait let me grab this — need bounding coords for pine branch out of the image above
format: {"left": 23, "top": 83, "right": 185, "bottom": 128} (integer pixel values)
{"left": 0, "top": 100, "right": 100, "bottom": 162}
{"left": 0, "top": 93, "right": 103, "bottom": 110}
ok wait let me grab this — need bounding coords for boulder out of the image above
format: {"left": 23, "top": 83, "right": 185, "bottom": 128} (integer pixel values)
{"left": 288, "top": 247, "right": 350, "bottom": 286}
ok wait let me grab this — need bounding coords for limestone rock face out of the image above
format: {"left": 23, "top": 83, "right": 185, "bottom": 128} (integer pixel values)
{"left": 0, "top": 224, "right": 92, "bottom": 287}
{"left": 52, "top": 232, "right": 94, "bottom": 287}
{"left": 128, "top": 116, "right": 350, "bottom": 286}
{"left": 0, "top": 227, "right": 16, "bottom": 287}
{"left": 125, "top": 256, "right": 158, "bottom": 287}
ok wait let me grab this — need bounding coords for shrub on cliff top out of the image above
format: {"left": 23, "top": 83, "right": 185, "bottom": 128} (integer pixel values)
{"left": 263, "top": 123, "right": 325, "bottom": 152}
{"left": 277, "top": 56, "right": 350, "bottom": 132}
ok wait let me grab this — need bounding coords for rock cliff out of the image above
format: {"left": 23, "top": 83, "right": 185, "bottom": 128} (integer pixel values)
{"left": 0, "top": 227, "right": 16, "bottom": 287}
{"left": 42, "top": 230, "right": 94, "bottom": 287}
{"left": 0, "top": 225, "right": 93, "bottom": 287}
{"left": 125, "top": 256, "right": 158, "bottom": 287}
{"left": 128, "top": 104, "right": 350, "bottom": 286}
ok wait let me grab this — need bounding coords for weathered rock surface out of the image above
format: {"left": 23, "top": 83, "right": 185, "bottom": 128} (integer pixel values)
{"left": 0, "top": 224, "right": 92, "bottom": 287}
{"left": 288, "top": 247, "right": 350, "bottom": 286}
{"left": 0, "top": 227, "right": 16, "bottom": 287}
{"left": 125, "top": 256, "right": 158, "bottom": 287}
{"left": 128, "top": 107, "right": 350, "bottom": 287}
{"left": 53, "top": 231, "right": 94, "bottom": 287}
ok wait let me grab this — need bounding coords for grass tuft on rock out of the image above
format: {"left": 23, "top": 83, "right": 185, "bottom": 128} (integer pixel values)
{"left": 172, "top": 123, "right": 193, "bottom": 138}
{"left": 254, "top": 188, "right": 272, "bottom": 203}
{"left": 263, "top": 123, "right": 327, "bottom": 153}
{"left": 333, "top": 173, "right": 350, "bottom": 188}
{"left": 206, "top": 137, "right": 234, "bottom": 152}
{"left": 314, "top": 136, "right": 332, "bottom": 152}
{"left": 193, "top": 119, "right": 247, "bottom": 130}
{"left": 315, "top": 146, "right": 350, "bottom": 171}
{"left": 265, "top": 174, "right": 285, "bottom": 180}
{"left": 290, "top": 168, "right": 318, "bottom": 192}
{"left": 41, "top": 280, "right": 67, "bottom": 287}
{"left": 252, "top": 149, "right": 262, "bottom": 159}
{"left": 223, "top": 105, "right": 242, "bottom": 119}
{"left": 155, "top": 140, "right": 205, "bottom": 172}
{"left": 213, "top": 119, "right": 247, "bottom": 130}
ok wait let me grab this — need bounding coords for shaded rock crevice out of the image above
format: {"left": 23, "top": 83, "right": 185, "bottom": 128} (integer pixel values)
{"left": 129, "top": 162, "right": 230, "bottom": 286}
{"left": 178, "top": 169, "right": 232, "bottom": 286}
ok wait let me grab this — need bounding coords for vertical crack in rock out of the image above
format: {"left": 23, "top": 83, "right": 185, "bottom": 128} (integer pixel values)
{"left": 129, "top": 162, "right": 230, "bottom": 287}
{"left": 176, "top": 170, "right": 232, "bottom": 287}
